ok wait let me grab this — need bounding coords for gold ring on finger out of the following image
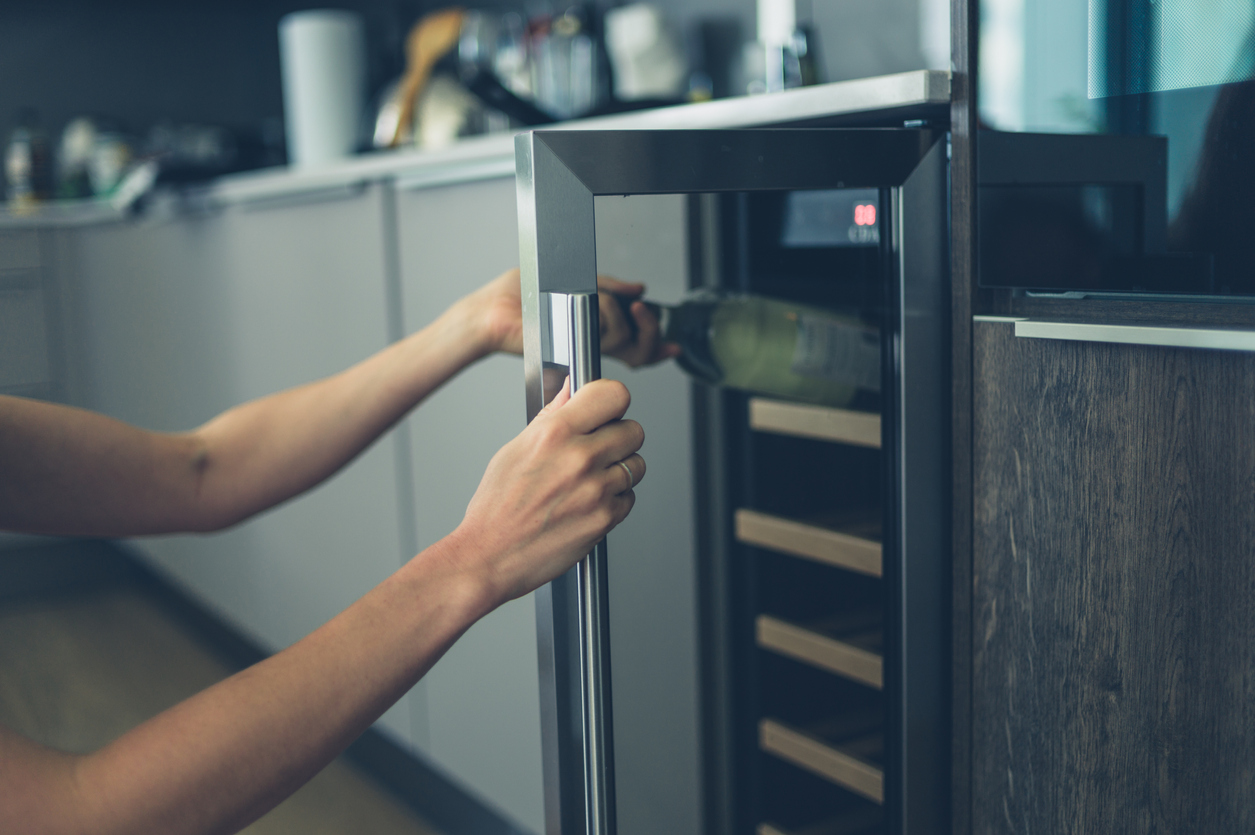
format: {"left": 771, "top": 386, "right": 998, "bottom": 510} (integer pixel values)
{"left": 617, "top": 460, "right": 635, "bottom": 491}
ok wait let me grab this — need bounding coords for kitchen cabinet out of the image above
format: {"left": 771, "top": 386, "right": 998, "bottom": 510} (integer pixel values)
{"left": 970, "top": 316, "right": 1255, "bottom": 833}
{"left": 0, "top": 229, "right": 56, "bottom": 395}
{"left": 55, "top": 183, "right": 415, "bottom": 742}
{"left": 395, "top": 174, "right": 545, "bottom": 831}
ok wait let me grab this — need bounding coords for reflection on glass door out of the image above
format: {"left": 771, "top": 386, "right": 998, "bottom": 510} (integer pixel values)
{"left": 978, "top": 0, "right": 1255, "bottom": 294}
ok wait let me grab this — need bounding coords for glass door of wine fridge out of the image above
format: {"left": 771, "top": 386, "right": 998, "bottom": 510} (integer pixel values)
{"left": 516, "top": 129, "right": 950, "bottom": 835}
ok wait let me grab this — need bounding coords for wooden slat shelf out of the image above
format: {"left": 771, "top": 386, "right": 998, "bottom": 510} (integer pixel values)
{"left": 749, "top": 398, "right": 881, "bottom": 448}
{"left": 757, "top": 806, "right": 882, "bottom": 835}
{"left": 757, "top": 614, "right": 883, "bottom": 689}
{"left": 760, "top": 718, "right": 884, "bottom": 804}
{"left": 736, "top": 509, "right": 882, "bottom": 577}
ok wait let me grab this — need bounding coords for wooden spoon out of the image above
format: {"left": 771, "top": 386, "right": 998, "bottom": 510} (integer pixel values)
{"left": 391, "top": 7, "right": 467, "bottom": 147}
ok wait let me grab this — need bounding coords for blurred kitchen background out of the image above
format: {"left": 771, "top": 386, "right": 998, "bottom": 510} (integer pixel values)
{"left": 0, "top": 2, "right": 952, "bottom": 835}
{"left": 1, "top": 0, "right": 949, "bottom": 200}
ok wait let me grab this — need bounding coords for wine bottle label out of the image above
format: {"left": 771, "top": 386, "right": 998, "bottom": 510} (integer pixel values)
{"left": 791, "top": 314, "right": 881, "bottom": 392}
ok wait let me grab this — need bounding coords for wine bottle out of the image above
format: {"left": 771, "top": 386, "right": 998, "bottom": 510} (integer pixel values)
{"left": 637, "top": 292, "right": 880, "bottom": 407}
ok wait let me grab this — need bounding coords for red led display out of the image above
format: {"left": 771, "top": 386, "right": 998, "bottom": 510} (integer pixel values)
{"left": 854, "top": 204, "right": 876, "bottom": 226}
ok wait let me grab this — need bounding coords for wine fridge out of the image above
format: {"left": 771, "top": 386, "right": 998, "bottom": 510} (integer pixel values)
{"left": 517, "top": 129, "right": 950, "bottom": 835}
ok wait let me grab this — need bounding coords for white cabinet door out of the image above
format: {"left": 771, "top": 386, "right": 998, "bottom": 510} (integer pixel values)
{"left": 395, "top": 175, "right": 545, "bottom": 832}
{"left": 0, "top": 229, "right": 53, "bottom": 393}
{"left": 61, "top": 185, "right": 413, "bottom": 744}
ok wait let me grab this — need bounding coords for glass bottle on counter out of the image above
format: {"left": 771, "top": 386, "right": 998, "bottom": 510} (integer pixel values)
{"left": 637, "top": 291, "right": 880, "bottom": 407}
{"left": 5, "top": 109, "right": 52, "bottom": 206}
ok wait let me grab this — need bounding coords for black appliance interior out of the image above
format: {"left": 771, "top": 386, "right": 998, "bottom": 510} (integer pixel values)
{"left": 695, "top": 183, "right": 928, "bottom": 835}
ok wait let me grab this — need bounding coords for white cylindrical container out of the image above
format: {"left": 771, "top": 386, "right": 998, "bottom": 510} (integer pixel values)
{"left": 279, "top": 10, "right": 365, "bottom": 167}
{"left": 757, "top": 0, "right": 796, "bottom": 47}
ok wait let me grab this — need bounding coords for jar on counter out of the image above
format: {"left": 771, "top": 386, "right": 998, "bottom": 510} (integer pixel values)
{"left": 5, "top": 109, "right": 53, "bottom": 206}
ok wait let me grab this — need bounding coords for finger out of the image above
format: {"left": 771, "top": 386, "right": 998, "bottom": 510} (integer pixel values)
{"left": 598, "top": 293, "right": 632, "bottom": 353}
{"left": 587, "top": 420, "right": 645, "bottom": 467}
{"left": 537, "top": 375, "right": 571, "bottom": 418}
{"left": 605, "top": 487, "right": 637, "bottom": 531}
{"left": 597, "top": 275, "right": 645, "bottom": 298}
{"left": 630, "top": 301, "right": 684, "bottom": 363}
{"left": 603, "top": 452, "right": 646, "bottom": 494}
{"left": 558, "top": 379, "right": 631, "bottom": 435}
{"left": 626, "top": 301, "right": 663, "bottom": 366}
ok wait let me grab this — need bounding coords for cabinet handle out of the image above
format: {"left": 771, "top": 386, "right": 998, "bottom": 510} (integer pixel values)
{"left": 1013, "top": 320, "right": 1255, "bottom": 352}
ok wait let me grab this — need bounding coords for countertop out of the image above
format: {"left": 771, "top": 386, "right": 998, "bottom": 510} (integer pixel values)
{"left": 1, "top": 70, "right": 949, "bottom": 227}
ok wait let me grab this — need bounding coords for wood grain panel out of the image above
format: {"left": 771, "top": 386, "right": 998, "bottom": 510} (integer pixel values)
{"left": 971, "top": 320, "right": 1255, "bottom": 833}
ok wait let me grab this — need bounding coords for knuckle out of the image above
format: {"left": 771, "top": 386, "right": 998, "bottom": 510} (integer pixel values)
{"left": 577, "top": 480, "right": 603, "bottom": 512}
{"left": 628, "top": 420, "right": 645, "bottom": 447}
{"left": 600, "top": 379, "right": 630, "bottom": 410}
{"left": 536, "top": 419, "right": 566, "bottom": 447}
{"left": 562, "top": 449, "right": 592, "bottom": 481}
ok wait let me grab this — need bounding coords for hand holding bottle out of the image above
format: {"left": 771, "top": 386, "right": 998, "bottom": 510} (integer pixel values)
{"left": 462, "top": 268, "right": 679, "bottom": 367}
{"left": 595, "top": 275, "right": 683, "bottom": 367}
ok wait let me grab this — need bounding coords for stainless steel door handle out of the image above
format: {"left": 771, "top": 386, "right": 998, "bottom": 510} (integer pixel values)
{"left": 1013, "top": 319, "right": 1255, "bottom": 352}
{"left": 566, "top": 293, "right": 617, "bottom": 835}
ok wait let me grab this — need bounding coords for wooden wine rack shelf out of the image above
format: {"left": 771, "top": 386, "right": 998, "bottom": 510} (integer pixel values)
{"left": 759, "top": 719, "right": 884, "bottom": 804}
{"left": 757, "top": 614, "right": 883, "bottom": 689}
{"left": 735, "top": 509, "right": 882, "bottom": 578}
{"left": 748, "top": 398, "right": 881, "bottom": 448}
{"left": 757, "top": 806, "right": 883, "bottom": 835}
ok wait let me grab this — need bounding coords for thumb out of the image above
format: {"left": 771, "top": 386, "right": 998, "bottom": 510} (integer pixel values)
{"left": 537, "top": 375, "right": 572, "bottom": 419}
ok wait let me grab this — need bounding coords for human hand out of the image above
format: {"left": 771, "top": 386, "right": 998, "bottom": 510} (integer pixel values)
{"left": 457, "top": 269, "right": 680, "bottom": 366}
{"left": 596, "top": 276, "right": 683, "bottom": 368}
{"left": 461, "top": 267, "right": 525, "bottom": 357}
{"left": 451, "top": 378, "right": 645, "bottom": 604}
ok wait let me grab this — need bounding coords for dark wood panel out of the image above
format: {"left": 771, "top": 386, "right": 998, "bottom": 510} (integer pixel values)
{"left": 972, "top": 321, "right": 1255, "bottom": 833}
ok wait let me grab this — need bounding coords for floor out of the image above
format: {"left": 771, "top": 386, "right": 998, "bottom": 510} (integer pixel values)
{"left": 0, "top": 581, "right": 443, "bottom": 835}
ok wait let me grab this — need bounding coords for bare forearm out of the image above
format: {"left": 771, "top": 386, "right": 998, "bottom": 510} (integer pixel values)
{"left": 191, "top": 298, "right": 495, "bottom": 528}
{"left": 1, "top": 376, "right": 645, "bottom": 835}
{"left": 13, "top": 535, "right": 494, "bottom": 835}
{"left": 0, "top": 297, "right": 495, "bottom": 537}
